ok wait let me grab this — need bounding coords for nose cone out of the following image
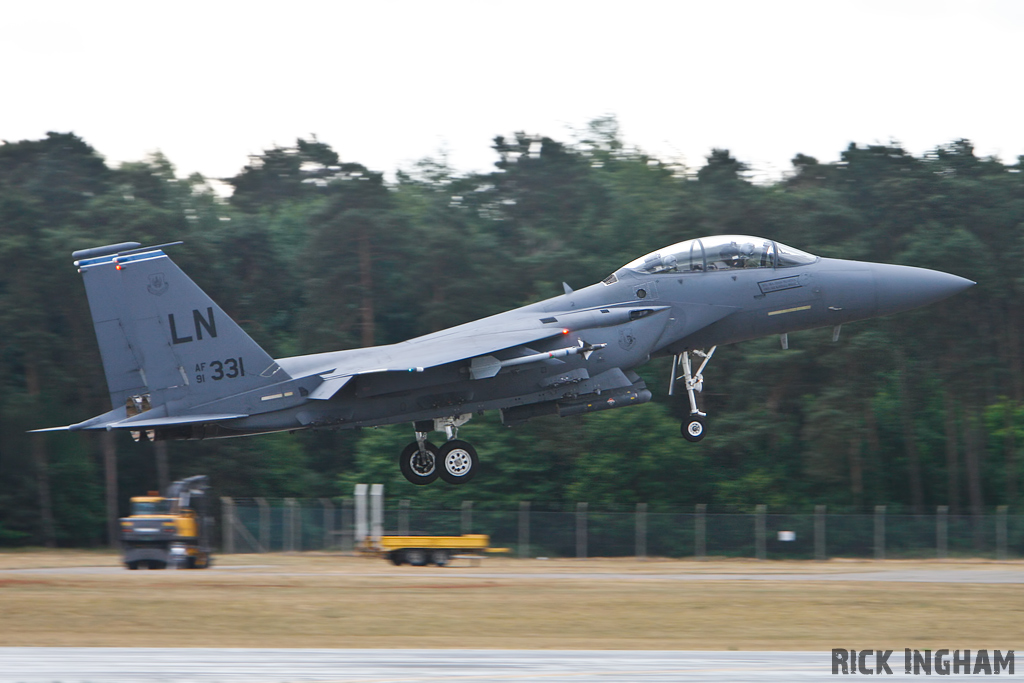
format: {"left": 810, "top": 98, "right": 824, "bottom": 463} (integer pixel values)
{"left": 873, "top": 263, "right": 974, "bottom": 316}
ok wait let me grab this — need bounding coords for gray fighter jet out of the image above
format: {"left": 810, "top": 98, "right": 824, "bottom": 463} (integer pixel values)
{"left": 36, "top": 236, "right": 972, "bottom": 485}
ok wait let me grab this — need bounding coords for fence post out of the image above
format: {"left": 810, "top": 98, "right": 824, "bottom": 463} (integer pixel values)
{"left": 576, "top": 502, "right": 588, "bottom": 559}
{"left": 874, "top": 505, "right": 886, "bottom": 560}
{"left": 398, "top": 499, "right": 410, "bottom": 536}
{"left": 370, "top": 484, "right": 384, "bottom": 547}
{"left": 255, "top": 497, "right": 270, "bottom": 552}
{"left": 284, "top": 498, "right": 297, "bottom": 552}
{"left": 321, "top": 498, "right": 334, "bottom": 551}
{"left": 755, "top": 505, "right": 767, "bottom": 561}
{"left": 636, "top": 503, "right": 647, "bottom": 560}
{"left": 221, "top": 497, "right": 235, "bottom": 554}
{"left": 341, "top": 497, "right": 354, "bottom": 553}
{"left": 354, "top": 484, "right": 368, "bottom": 548}
{"left": 937, "top": 505, "right": 948, "bottom": 560}
{"left": 462, "top": 500, "right": 473, "bottom": 535}
{"left": 997, "top": 505, "right": 1008, "bottom": 561}
{"left": 518, "top": 501, "right": 530, "bottom": 558}
{"left": 695, "top": 504, "right": 706, "bottom": 560}
{"left": 814, "top": 505, "right": 826, "bottom": 561}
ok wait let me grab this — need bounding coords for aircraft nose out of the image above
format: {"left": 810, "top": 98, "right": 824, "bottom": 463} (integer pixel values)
{"left": 872, "top": 263, "right": 975, "bottom": 316}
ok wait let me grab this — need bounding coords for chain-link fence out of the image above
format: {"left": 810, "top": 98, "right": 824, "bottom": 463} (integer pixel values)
{"left": 219, "top": 498, "right": 1023, "bottom": 560}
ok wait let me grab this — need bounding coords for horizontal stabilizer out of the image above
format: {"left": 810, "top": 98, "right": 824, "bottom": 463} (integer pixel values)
{"left": 109, "top": 413, "right": 249, "bottom": 429}
{"left": 30, "top": 405, "right": 128, "bottom": 433}
{"left": 31, "top": 412, "right": 248, "bottom": 433}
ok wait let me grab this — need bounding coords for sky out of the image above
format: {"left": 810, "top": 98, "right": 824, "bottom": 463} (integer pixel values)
{"left": 3, "top": 0, "right": 1023, "bottom": 187}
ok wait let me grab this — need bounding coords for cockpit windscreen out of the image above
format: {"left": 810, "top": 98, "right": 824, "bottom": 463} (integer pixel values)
{"left": 619, "top": 235, "right": 816, "bottom": 276}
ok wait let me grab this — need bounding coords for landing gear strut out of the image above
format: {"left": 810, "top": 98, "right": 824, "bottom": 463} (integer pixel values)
{"left": 399, "top": 414, "right": 478, "bottom": 485}
{"left": 669, "top": 346, "right": 716, "bottom": 443}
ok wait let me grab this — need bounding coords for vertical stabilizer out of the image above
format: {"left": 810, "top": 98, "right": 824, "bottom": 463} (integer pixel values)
{"left": 75, "top": 243, "right": 289, "bottom": 414}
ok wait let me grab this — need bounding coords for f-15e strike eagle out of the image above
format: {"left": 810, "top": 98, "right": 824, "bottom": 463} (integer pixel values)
{"left": 36, "top": 236, "right": 972, "bottom": 485}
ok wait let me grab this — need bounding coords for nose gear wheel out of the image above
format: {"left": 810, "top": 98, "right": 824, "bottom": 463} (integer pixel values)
{"left": 682, "top": 414, "right": 706, "bottom": 442}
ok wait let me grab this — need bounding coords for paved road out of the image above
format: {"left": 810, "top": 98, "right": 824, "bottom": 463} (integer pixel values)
{"left": 0, "top": 648, "right": 948, "bottom": 682}
{"left": 4, "top": 565, "right": 1024, "bottom": 583}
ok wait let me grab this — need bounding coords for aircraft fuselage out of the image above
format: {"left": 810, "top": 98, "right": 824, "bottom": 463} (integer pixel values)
{"left": 182, "top": 255, "right": 969, "bottom": 439}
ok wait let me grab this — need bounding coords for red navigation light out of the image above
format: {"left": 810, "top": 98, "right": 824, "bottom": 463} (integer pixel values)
{"left": 562, "top": 328, "right": 570, "bottom": 335}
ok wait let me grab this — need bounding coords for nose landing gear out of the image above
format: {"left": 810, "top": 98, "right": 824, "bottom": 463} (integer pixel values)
{"left": 399, "top": 414, "right": 478, "bottom": 485}
{"left": 669, "top": 346, "right": 716, "bottom": 442}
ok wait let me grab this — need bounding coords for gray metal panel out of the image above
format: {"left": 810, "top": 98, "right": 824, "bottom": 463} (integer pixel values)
{"left": 92, "top": 319, "right": 146, "bottom": 402}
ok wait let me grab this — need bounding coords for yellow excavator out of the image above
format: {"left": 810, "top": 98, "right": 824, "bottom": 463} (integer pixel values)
{"left": 120, "top": 475, "right": 213, "bottom": 569}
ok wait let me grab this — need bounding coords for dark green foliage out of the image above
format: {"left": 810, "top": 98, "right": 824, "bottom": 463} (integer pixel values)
{"left": 1, "top": 122, "right": 1022, "bottom": 547}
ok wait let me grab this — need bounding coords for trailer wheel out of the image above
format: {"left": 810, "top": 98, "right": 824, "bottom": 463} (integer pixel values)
{"left": 430, "top": 550, "right": 450, "bottom": 567}
{"left": 405, "top": 548, "right": 428, "bottom": 566}
{"left": 389, "top": 550, "right": 405, "bottom": 566}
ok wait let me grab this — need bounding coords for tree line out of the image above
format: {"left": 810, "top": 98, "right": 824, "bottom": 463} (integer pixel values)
{"left": 1, "top": 118, "right": 1022, "bottom": 546}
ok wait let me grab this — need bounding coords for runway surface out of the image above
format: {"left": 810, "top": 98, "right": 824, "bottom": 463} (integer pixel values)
{"left": 9, "top": 648, "right": 1008, "bottom": 682}
{"left": 4, "top": 565, "right": 1024, "bottom": 582}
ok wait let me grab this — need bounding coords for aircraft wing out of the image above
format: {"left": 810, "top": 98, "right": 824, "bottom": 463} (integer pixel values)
{"left": 287, "top": 314, "right": 573, "bottom": 400}
{"left": 388, "top": 325, "right": 570, "bottom": 370}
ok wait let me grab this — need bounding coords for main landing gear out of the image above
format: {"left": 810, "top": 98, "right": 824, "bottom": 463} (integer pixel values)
{"left": 399, "top": 414, "right": 479, "bottom": 486}
{"left": 669, "top": 346, "right": 717, "bottom": 443}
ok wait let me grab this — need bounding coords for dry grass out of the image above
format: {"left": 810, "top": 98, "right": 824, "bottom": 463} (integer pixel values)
{"left": 1, "top": 551, "right": 1022, "bottom": 650}
{"left": 0, "top": 548, "right": 121, "bottom": 570}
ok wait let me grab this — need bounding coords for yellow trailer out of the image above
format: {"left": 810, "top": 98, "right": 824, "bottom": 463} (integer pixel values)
{"left": 364, "top": 534, "right": 493, "bottom": 566}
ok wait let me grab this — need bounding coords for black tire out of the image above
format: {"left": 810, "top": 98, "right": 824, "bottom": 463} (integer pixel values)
{"left": 389, "top": 550, "right": 405, "bottom": 566}
{"left": 430, "top": 549, "right": 450, "bottom": 567}
{"left": 126, "top": 561, "right": 139, "bottom": 570}
{"left": 682, "top": 414, "right": 707, "bottom": 442}
{"left": 405, "top": 548, "right": 427, "bottom": 566}
{"left": 399, "top": 441, "right": 440, "bottom": 485}
{"left": 438, "top": 440, "right": 478, "bottom": 484}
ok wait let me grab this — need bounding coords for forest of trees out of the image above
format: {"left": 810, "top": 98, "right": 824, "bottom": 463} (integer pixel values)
{"left": 2, "top": 119, "right": 1023, "bottom": 546}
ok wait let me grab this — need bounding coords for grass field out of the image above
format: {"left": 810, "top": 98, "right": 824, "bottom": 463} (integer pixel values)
{"left": 1, "top": 551, "right": 1021, "bottom": 650}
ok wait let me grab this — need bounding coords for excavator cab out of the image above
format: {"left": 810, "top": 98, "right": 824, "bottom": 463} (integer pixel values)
{"left": 120, "top": 475, "right": 212, "bottom": 570}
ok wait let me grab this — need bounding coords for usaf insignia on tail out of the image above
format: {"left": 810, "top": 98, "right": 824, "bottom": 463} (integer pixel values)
{"left": 35, "top": 236, "right": 973, "bottom": 485}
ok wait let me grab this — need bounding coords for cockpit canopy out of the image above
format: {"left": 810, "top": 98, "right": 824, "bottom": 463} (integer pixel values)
{"left": 619, "top": 235, "right": 817, "bottom": 276}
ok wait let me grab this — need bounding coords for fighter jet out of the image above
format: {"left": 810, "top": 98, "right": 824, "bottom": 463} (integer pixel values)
{"left": 35, "top": 236, "right": 972, "bottom": 485}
